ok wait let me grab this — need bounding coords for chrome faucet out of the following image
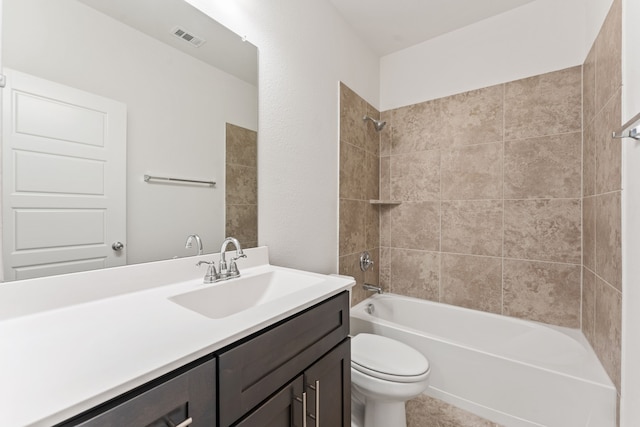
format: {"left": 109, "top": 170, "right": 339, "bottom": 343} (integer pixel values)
{"left": 185, "top": 234, "right": 203, "bottom": 256}
{"left": 218, "top": 237, "right": 246, "bottom": 280}
{"left": 195, "top": 237, "right": 247, "bottom": 284}
{"left": 363, "top": 283, "right": 383, "bottom": 294}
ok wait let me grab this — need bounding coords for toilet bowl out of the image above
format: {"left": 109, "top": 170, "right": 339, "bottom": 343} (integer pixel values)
{"left": 350, "top": 333, "right": 430, "bottom": 427}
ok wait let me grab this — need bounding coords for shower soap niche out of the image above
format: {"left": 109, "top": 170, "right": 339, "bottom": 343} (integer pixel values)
{"left": 369, "top": 200, "right": 401, "bottom": 205}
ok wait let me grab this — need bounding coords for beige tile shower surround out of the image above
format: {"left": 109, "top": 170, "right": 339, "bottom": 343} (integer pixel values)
{"left": 225, "top": 123, "right": 258, "bottom": 249}
{"left": 582, "top": 0, "right": 623, "bottom": 400}
{"left": 338, "top": 1, "right": 622, "bottom": 422}
{"left": 339, "top": 83, "right": 381, "bottom": 307}
{"left": 376, "top": 66, "right": 584, "bottom": 329}
{"left": 339, "top": 84, "right": 503, "bottom": 426}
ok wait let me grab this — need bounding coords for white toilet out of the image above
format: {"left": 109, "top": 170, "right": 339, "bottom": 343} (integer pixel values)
{"left": 350, "top": 333, "right": 431, "bottom": 427}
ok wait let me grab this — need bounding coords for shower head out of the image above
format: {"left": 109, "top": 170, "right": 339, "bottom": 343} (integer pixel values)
{"left": 363, "top": 115, "right": 386, "bottom": 132}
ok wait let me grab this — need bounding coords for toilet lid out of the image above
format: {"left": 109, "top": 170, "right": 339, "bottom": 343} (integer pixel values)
{"left": 351, "top": 333, "right": 430, "bottom": 381}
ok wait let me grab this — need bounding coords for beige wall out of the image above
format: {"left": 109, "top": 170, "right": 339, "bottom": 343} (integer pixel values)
{"left": 582, "top": 0, "right": 623, "bottom": 402}
{"left": 225, "top": 123, "right": 258, "bottom": 249}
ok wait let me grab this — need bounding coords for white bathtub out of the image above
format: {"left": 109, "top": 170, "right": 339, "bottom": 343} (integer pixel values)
{"left": 350, "top": 294, "right": 616, "bottom": 427}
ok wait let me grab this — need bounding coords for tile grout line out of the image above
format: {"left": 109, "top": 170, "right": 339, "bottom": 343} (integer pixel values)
{"left": 439, "top": 131, "right": 443, "bottom": 304}
{"left": 378, "top": 109, "right": 383, "bottom": 290}
{"left": 502, "top": 82, "right": 506, "bottom": 316}
{"left": 582, "top": 264, "right": 622, "bottom": 296}
{"left": 386, "top": 128, "right": 583, "bottom": 159}
{"left": 378, "top": 246, "right": 582, "bottom": 267}
{"left": 580, "top": 61, "right": 585, "bottom": 333}
{"left": 387, "top": 118, "right": 393, "bottom": 293}
{"left": 592, "top": 44, "right": 599, "bottom": 341}
{"left": 358, "top": 197, "right": 585, "bottom": 203}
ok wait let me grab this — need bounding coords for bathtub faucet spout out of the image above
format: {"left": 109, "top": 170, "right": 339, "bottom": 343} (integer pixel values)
{"left": 363, "top": 283, "right": 382, "bottom": 294}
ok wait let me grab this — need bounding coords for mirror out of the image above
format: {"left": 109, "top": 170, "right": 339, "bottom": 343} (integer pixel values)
{"left": 1, "top": 0, "right": 258, "bottom": 281}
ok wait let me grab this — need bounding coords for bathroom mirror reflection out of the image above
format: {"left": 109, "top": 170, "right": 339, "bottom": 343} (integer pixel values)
{"left": 0, "top": 0, "right": 258, "bottom": 281}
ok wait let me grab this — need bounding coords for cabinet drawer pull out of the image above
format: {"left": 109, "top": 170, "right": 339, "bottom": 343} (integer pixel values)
{"left": 175, "top": 417, "right": 193, "bottom": 427}
{"left": 302, "top": 392, "right": 308, "bottom": 427}
{"left": 308, "top": 380, "right": 320, "bottom": 426}
{"left": 295, "top": 392, "right": 308, "bottom": 427}
{"left": 314, "top": 380, "right": 320, "bottom": 426}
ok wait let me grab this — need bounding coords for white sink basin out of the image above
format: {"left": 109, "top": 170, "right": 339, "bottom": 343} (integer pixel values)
{"left": 169, "top": 269, "right": 325, "bottom": 319}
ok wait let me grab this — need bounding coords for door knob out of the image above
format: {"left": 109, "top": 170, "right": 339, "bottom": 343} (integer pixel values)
{"left": 112, "top": 242, "right": 124, "bottom": 251}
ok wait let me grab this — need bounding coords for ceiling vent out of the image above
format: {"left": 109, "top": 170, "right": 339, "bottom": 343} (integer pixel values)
{"left": 171, "top": 26, "right": 206, "bottom": 47}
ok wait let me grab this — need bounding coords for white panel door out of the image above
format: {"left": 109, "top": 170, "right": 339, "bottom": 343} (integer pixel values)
{"left": 2, "top": 68, "right": 127, "bottom": 281}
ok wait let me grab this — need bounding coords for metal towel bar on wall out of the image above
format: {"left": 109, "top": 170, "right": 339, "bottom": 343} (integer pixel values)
{"left": 612, "top": 111, "right": 640, "bottom": 141}
{"left": 143, "top": 174, "right": 216, "bottom": 186}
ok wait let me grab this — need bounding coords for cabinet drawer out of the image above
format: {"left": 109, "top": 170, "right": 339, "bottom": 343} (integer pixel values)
{"left": 63, "top": 358, "right": 216, "bottom": 427}
{"left": 218, "top": 291, "right": 349, "bottom": 427}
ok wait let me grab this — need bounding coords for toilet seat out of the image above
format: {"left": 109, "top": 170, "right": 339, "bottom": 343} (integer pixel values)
{"left": 351, "top": 334, "right": 430, "bottom": 383}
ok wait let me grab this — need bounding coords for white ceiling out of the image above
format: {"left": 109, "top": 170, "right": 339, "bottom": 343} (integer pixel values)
{"left": 78, "top": 0, "right": 537, "bottom": 82}
{"left": 329, "top": 0, "right": 537, "bottom": 56}
{"left": 78, "top": 0, "right": 258, "bottom": 85}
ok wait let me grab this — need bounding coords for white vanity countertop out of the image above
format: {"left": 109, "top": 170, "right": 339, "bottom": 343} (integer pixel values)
{"left": 0, "top": 247, "right": 355, "bottom": 427}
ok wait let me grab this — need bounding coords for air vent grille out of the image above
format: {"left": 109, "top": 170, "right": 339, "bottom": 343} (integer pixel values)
{"left": 171, "top": 26, "right": 206, "bottom": 47}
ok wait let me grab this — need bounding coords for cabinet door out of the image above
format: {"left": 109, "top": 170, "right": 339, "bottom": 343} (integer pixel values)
{"left": 234, "top": 376, "right": 304, "bottom": 427}
{"left": 304, "top": 339, "right": 351, "bottom": 427}
{"left": 63, "top": 358, "right": 216, "bottom": 427}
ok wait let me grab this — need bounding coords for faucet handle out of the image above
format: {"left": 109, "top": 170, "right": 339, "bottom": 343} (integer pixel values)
{"left": 196, "top": 260, "right": 218, "bottom": 284}
{"left": 227, "top": 251, "right": 248, "bottom": 278}
{"left": 228, "top": 260, "right": 240, "bottom": 277}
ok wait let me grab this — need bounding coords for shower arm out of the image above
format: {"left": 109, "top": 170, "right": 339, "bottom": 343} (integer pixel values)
{"left": 363, "top": 115, "right": 386, "bottom": 132}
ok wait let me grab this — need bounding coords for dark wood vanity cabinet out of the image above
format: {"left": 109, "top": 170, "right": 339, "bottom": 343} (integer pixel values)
{"left": 59, "top": 356, "right": 217, "bottom": 427}
{"left": 218, "top": 291, "right": 351, "bottom": 427}
{"left": 234, "top": 339, "right": 350, "bottom": 427}
{"left": 57, "top": 291, "right": 350, "bottom": 427}
{"left": 218, "top": 292, "right": 351, "bottom": 427}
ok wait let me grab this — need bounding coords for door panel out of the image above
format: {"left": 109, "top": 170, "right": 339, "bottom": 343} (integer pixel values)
{"left": 2, "top": 68, "right": 127, "bottom": 280}
{"left": 15, "top": 209, "right": 105, "bottom": 249}
{"left": 14, "top": 258, "right": 106, "bottom": 281}
{"left": 15, "top": 90, "right": 106, "bottom": 147}
{"left": 14, "top": 150, "right": 105, "bottom": 195}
